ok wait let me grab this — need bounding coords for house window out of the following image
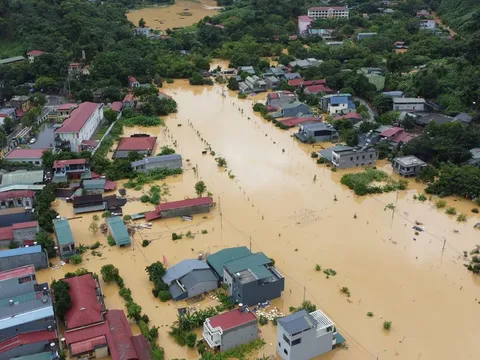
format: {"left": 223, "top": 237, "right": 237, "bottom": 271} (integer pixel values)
{"left": 278, "top": 342, "right": 281, "bottom": 347}
{"left": 62, "top": 245, "right": 70, "bottom": 252}
{"left": 350, "top": 157, "right": 353, "bottom": 161}
{"left": 292, "top": 338, "right": 302, "bottom": 346}
{"left": 35, "top": 161, "right": 40, "bottom": 165}
{"left": 362, "top": 155, "right": 365, "bottom": 159}
{"left": 356, "top": 156, "right": 359, "bottom": 160}
{"left": 326, "top": 326, "right": 333, "bottom": 332}
{"left": 283, "top": 334, "right": 291, "bottom": 345}
{"left": 18, "top": 276, "right": 32, "bottom": 284}
{"left": 370, "top": 154, "right": 373, "bottom": 159}
{"left": 284, "top": 349, "right": 288, "bottom": 355}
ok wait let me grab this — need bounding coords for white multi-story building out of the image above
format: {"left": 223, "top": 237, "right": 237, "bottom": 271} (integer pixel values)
{"left": 307, "top": 6, "right": 349, "bottom": 20}
{"left": 54, "top": 102, "right": 103, "bottom": 152}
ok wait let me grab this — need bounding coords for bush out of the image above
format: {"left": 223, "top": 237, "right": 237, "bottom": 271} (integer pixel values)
{"left": 166, "top": 78, "right": 174, "bottom": 84}
{"left": 383, "top": 321, "right": 392, "bottom": 330}
{"left": 123, "top": 116, "right": 163, "bottom": 127}
{"left": 341, "top": 169, "right": 407, "bottom": 196}
{"left": 238, "top": 93, "right": 247, "bottom": 99}
{"left": 317, "top": 157, "right": 326, "bottom": 164}
{"left": 445, "top": 207, "right": 457, "bottom": 215}
{"left": 201, "top": 229, "right": 208, "bottom": 234}
{"left": 311, "top": 152, "right": 319, "bottom": 158}
{"left": 172, "top": 232, "right": 183, "bottom": 240}
{"left": 340, "top": 287, "right": 351, "bottom": 297}
{"left": 93, "top": 215, "right": 100, "bottom": 221}
{"left": 69, "top": 254, "right": 82, "bottom": 265}
{"left": 258, "top": 315, "right": 268, "bottom": 326}
{"left": 186, "top": 332, "right": 197, "bottom": 348}
{"left": 417, "top": 194, "right": 427, "bottom": 202}
{"left": 90, "top": 241, "right": 101, "bottom": 250}
{"left": 141, "top": 314, "right": 150, "bottom": 324}
{"left": 126, "top": 301, "right": 142, "bottom": 322}
{"left": 101, "top": 264, "right": 120, "bottom": 283}
{"left": 115, "top": 276, "right": 125, "bottom": 288}
{"left": 119, "top": 287, "right": 133, "bottom": 302}
{"left": 123, "top": 215, "right": 132, "bottom": 221}
{"left": 107, "top": 235, "right": 116, "bottom": 246}
{"left": 216, "top": 157, "right": 227, "bottom": 167}
{"left": 471, "top": 208, "right": 479, "bottom": 213}
{"left": 142, "top": 240, "right": 150, "bottom": 247}
{"left": 140, "top": 195, "right": 150, "bottom": 203}
{"left": 158, "top": 290, "right": 172, "bottom": 302}
{"left": 435, "top": 200, "right": 447, "bottom": 208}
{"left": 315, "top": 264, "right": 321, "bottom": 271}
{"left": 367, "top": 312, "right": 374, "bottom": 317}
{"left": 457, "top": 213, "right": 467, "bottom": 222}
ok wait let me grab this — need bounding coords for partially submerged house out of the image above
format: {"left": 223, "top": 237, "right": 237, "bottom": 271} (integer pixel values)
{"left": 162, "top": 259, "right": 218, "bottom": 301}
{"left": 0, "top": 265, "right": 57, "bottom": 360}
{"left": 279, "top": 101, "right": 311, "bottom": 118}
{"left": 295, "top": 123, "right": 339, "bottom": 143}
{"left": 280, "top": 116, "right": 321, "bottom": 128}
{"left": 266, "top": 91, "right": 297, "bottom": 108}
{"left": 53, "top": 217, "right": 75, "bottom": 259}
{"left": 244, "top": 75, "right": 267, "bottom": 92}
{"left": 264, "top": 76, "right": 280, "bottom": 90}
{"left": 207, "top": 247, "right": 284, "bottom": 306}
{"left": 72, "top": 194, "right": 106, "bottom": 214}
{"left": 0, "top": 245, "right": 47, "bottom": 271}
{"left": 392, "top": 156, "right": 427, "bottom": 177}
{"left": 0, "top": 221, "right": 39, "bottom": 248}
{"left": 52, "top": 158, "right": 91, "bottom": 182}
{"left": 277, "top": 309, "right": 344, "bottom": 360}
{"left": 414, "top": 113, "right": 454, "bottom": 126}
{"left": 145, "top": 197, "right": 214, "bottom": 221}
{"left": 106, "top": 216, "right": 131, "bottom": 247}
{"left": 304, "top": 84, "right": 332, "bottom": 95}
{"left": 203, "top": 306, "right": 259, "bottom": 352}
{"left": 319, "top": 145, "right": 377, "bottom": 169}
{"left": 0, "top": 190, "right": 36, "bottom": 211}
{"left": 131, "top": 154, "right": 182, "bottom": 173}
{"left": 82, "top": 179, "right": 108, "bottom": 195}
{"left": 113, "top": 136, "right": 157, "bottom": 159}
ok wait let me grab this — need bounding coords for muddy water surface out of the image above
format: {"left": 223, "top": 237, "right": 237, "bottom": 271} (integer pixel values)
{"left": 127, "top": 0, "right": 220, "bottom": 30}
{"left": 38, "top": 81, "right": 480, "bottom": 360}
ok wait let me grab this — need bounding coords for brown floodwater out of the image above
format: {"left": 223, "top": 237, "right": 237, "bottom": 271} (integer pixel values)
{"left": 127, "top": 0, "right": 220, "bottom": 31}
{"left": 37, "top": 80, "right": 480, "bottom": 360}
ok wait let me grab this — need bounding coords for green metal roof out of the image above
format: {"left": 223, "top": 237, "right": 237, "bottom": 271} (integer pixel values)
{"left": 206, "top": 246, "right": 252, "bottom": 277}
{"left": 0, "top": 291, "right": 36, "bottom": 308}
{"left": 225, "top": 252, "right": 272, "bottom": 279}
{"left": 106, "top": 216, "right": 131, "bottom": 246}
{"left": 83, "top": 179, "right": 106, "bottom": 189}
{"left": 11, "top": 351, "right": 55, "bottom": 360}
{"left": 1, "top": 170, "right": 44, "bottom": 186}
{"left": 53, "top": 218, "right": 75, "bottom": 245}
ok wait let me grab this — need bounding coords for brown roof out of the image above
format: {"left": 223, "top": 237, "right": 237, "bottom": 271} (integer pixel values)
{"left": 115, "top": 136, "right": 157, "bottom": 152}
{"left": 5, "top": 149, "right": 47, "bottom": 159}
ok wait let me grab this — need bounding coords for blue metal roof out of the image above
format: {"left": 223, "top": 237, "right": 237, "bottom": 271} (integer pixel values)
{"left": 106, "top": 216, "right": 131, "bottom": 246}
{"left": 0, "top": 245, "right": 42, "bottom": 258}
{"left": 277, "top": 310, "right": 315, "bottom": 335}
{"left": 162, "top": 259, "right": 210, "bottom": 284}
{"left": 53, "top": 218, "right": 75, "bottom": 245}
{"left": 331, "top": 96, "right": 348, "bottom": 105}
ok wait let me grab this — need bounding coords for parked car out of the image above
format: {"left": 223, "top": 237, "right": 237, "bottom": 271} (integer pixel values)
{"left": 29, "top": 138, "right": 36, "bottom": 144}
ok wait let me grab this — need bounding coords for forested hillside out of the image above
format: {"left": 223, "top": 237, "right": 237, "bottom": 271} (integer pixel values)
{"left": 434, "top": 0, "right": 480, "bottom": 35}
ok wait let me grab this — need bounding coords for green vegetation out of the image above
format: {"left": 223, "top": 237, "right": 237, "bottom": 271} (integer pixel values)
{"left": 341, "top": 169, "right": 408, "bottom": 196}
{"left": 367, "top": 312, "right": 374, "bottom": 317}
{"left": 435, "top": 200, "right": 447, "bottom": 209}
{"left": 123, "top": 116, "right": 164, "bottom": 127}
{"left": 417, "top": 194, "right": 428, "bottom": 202}
{"left": 216, "top": 157, "right": 228, "bottom": 167}
{"left": 445, "top": 207, "right": 457, "bottom": 215}
{"left": 289, "top": 300, "right": 316, "bottom": 314}
{"left": 146, "top": 262, "right": 171, "bottom": 301}
{"left": 457, "top": 213, "right": 468, "bottom": 222}
{"left": 383, "top": 321, "right": 392, "bottom": 331}
{"left": 123, "top": 168, "right": 182, "bottom": 188}
{"left": 195, "top": 180, "right": 207, "bottom": 197}
{"left": 34, "top": 184, "right": 58, "bottom": 233}
{"left": 315, "top": 264, "right": 321, "bottom": 271}
{"left": 107, "top": 235, "right": 116, "bottom": 246}
{"left": 142, "top": 240, "right": 150, "bottom": 247}
{"left": 199, "top": 339, "right": 265, "bottom": 360}
{"left": 101, "top": 264, "right": 120, "bottom": 283}
{"left": 51, "top": 280, "right": 71, "bottom": 318}
{"left": 69, "top": 254, "right": 82, "bottom": 265}
{"left": 340, "top": 286, "right": 351, "bottom": 297}
{"left": 169, "top": 307, "right": 218, "bottom": 346}
{"left": 157, "top": 146, "right": 175, "bottom": 156}
{"left": 466, "top": 247, "right": 480, "bottom": 274}
{"left": 258, "top": 315, "right": 268, "bottom": 326}
{"left": 172, "top": 232, "right": 183, "bottom": 240}
{"left": 35, "top": 231, "right": 56, "bottom": 258}
{"left": 323, "top": 268, "right": 337, "bottom": 279}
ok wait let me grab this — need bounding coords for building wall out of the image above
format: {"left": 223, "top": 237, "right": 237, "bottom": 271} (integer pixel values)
{"left": 0, "top": 252, "right": 47, "bottom": 271}
{"left": 392, "top": 160, "right": 424, "bottom": 177}
{"left": 114, "top": 149, "right": 151, "bottom": 159}
{"left": 282, "top": 104, "right": 310, "bottom": 117}
{"left": 5, "top": 158, "right": 42, "bottom": 166}
{"left": 58, "top": 105, "right": 103, "bottom": 152}
{"left": 13, "top": 226, "right": 39, "bottom": 245}
{"left": 298, "top": 19, "right": 312, "bottom": 34}
{"left": 393, "top": 103, "right": 425, "bottom": 112}
{"left": 221, "top": 322, "right": 259, "bottom": 351}
{"left": 0, "top": 339, "right": 55, "bottom": 360}
{"left": 0, "top": 316, "right": 56, "bottom": 341}
{"left": 188, "top": 280, "right": 218, "bottom": 298}
{"left": 332, "top": 150, "right": 376, "bottom": 169}
{"left": 328, "top": 103, "right": 349, "bottom": 114}
{"left": 307, "top": 9, "right": 349, "bottom": 20}
{"left": 160, "top": 204, "right": 211, "bottom": 219}
{"left": 232, "top": 276, "right": 285, "bottom": 306}
{"left": 133, "top": 158, "right": 182, "bottom": 173}
{"left": 277, "top": 324, "right": 333, "bottom": 360}
{"left": 0, "top": 196, "right": 34, "bottom": 209}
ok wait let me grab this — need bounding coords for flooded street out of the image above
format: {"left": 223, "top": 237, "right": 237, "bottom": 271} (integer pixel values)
{"left": 127, "top": 0, "right": 220, "bottom": 30}
{"left": 38, "top": 81, "right": 480, "bottom": 360}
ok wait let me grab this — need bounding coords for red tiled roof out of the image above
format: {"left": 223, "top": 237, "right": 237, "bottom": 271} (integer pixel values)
{"left": 266, "top": 105, "right": 278, "bottom": 112}
{"left": 55, "top": 102, "right": 99, "bottom": 134}
{"left": 12, "top": 221, "right": 38, "bottom": 230}
{"left": 380, "top": 126, "right": 403, "bottom": 138}
{"left": 208, "top": 308, "right": 257, "bottom": 331}
{"left": 0, "top": 190, "right": 35, "bottom": 202}
{"left": 104, "top": 180, "right": 117, "bottom": 191}
{"left": 0, "top": 265, "right": 35, "bottom": 281}
{"left": 63, "top": 274, "right": 104, "bottom": 329}
{"left": 123, "top": 94, "right": 134, "bottom": 103}
{"left": 128, "top": 76, "right": 138, "bottom": 84}
{"left": 106, "top": 310, "right": 138, "bottom": 360}
{"left": 0, "top": 226, "right": 13, "bottom": 241}
{"left": 5, "top": 148, "right": 47, "bottom": 159}
{"left": 268, "top": 93, "right": 279, "bottom": 99}
{"left": 157, "top": 197, "right": 213, "bottom": 212}
{"left": 53, "top": 159, "right": 87, "bottom": 168}
{"left": 309, "top": 6, "right": 347, "bottom": 11}
{"left": 131, "top": 335, "right": 151, "bottom": 360}
{"left": 287, "top": 78, "right": 304, "bottom": 87}
{"left": 302, "top": 79, "right": 326, "bottom": 86}
{"left": 145, "top": 210, "right": 162, "bottom": 221}
{"left": 65, "top": 322, "right": 109, "bottom": 345}
{"left": 70, "top": 335, "right": 108, "bottom": 356}
{"left": 111, "top": 102, "right": 123, "bottom": 112}
{"left": 298, "top": 15, "right": 312, "bottom": 22}
{"left": 0, "top": 330, "right": 57, "bottom": 354}
{"left": 56, "top": 103, "right": 77, "bottom": 111}
{"left": 305, "top": 84, "right": 332, "bottom": 93}
{"left": 27, "top": 50, "right": 46, "bottom": 56}
{"left": 116, "top": 137, "right": 157, "bottom": 151}
{"left": 288, "top": 35, "right": 298, "bottom": 41}
{"left": 280, "top": 117, "right": 321, "bottom": 127}
{"left": 392, "top": 132, "right": 416, "bottom": 144}
{"left": 16, "top": 109, "right": 25, "bottom": 118}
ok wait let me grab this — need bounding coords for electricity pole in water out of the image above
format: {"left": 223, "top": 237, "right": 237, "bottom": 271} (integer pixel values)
{"left": 249, "top": 236, "right": 252, "bottom": 251}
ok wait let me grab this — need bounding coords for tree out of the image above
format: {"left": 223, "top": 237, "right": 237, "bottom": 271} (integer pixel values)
{"left": 127, "top": 302, "right": 142, "bottom": 321}
{"left": 34, "top": 76, "right": 56, "bottom": 92}
{"left": 35, "top": 231, "right": 56, "bottom": 257}
{"left": 139, "top": 18, "right": 146, "bottom": 28}
{"left": 146, "top": 262, "right": 166, "bottom": 283}
{"left": 227, "top": 77, "right": 239, "bottom": 91}
{"left": 373, "top": 95, "right": 393, "bottom": 115}
{"left": 104, "top": 108, "right": 117, "bottom": 125}
{"left": 2, "top": 116, "right": 14, "bottom": 134}
{"left": 195, "top": 181, "right": 207, "bottom": 197}
{"left": 34, "top": 93, "right": 47, "bottom": 106}
{"left": 89, "top": 222, "right": 99, "bottom": 235}
{"left": 101, "top": 264, "right": 120, "bottom": 283}
{"left": 51, "top": 280, "right": 71, "bottom": 318}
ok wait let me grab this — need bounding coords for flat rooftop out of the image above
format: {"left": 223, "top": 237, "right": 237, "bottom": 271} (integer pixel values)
{"left": 0, "top": 265, "right": 35, "bottom": 282}
{"left": 394, "top": 155, "right": 426, "bottom": 167}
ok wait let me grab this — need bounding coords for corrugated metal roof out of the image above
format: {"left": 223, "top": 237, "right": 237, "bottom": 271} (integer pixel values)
{"left": 106, "top": 216, "right": 131, "bottom": 246}
{"left": 225, "top": 253, "right": 272, "bottom": 280}
{"left": 131, "top": 154, "right": 182, "bottom": 168}
{"left": 157, "top": 197, "right": 213, "bottom": 212}
{"left": 5, "top": 149, "right": 47, "bottom": 159}
{"left": 208, "top": 308, "right": 257, "bottom": 331}
{"left": 277, "top": 310, "right": 315, "bottom": 335}
{"left": 0, "top": 291, "right": 36, "bottom": 308}
{"left": 0, "top": 306, "right": 54, "bottom": 330}
{"left": 106, "top": 309, "right": 138, "bottom": 360}
{"left": 181, "top": 269, "right": 217, "bottom": 289}
{"left": 70, "top": 335, "right": 107, "bottom": 356}
{"left": 1, "top": 170, "right": 44, "bottom": 186}
{"left": 83, "top": 179, "right": 106, "bottom": 189}
{"left": 53, "top": 218, "right": 75, "bottom": 245}
{"left": 169, "top": 282, "right": 186, "bottom": 300}
{"left": 10, "top": 351, "right": 55, "bottom": 360}
{"left": 0, "top": 184, "right": 44, "bottom": 193}
{"left": 206, "top": 247, "right": 252, "bottom": 277}
{"left": 162, "top": 259, "right": 210, "bottom": 284}
{"left": 55, "top": 102, "right": 100, "bottom": 134}
{"left": 0, "top": 245, "right": 42, "bottom": 258}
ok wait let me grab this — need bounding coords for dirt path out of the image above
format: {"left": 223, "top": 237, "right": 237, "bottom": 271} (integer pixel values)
{"left": 432, "top": 12, "right": 457, "bottom": 37}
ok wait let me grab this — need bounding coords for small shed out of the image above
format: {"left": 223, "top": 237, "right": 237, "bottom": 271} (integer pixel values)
{"left": 53, "top": 217, "right": 76, "bottom": 259}
{"left": 106, "top": 216, "right": 131, "bottom": 247}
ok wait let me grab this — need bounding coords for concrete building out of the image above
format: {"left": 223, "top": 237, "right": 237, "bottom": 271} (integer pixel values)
{"left": 0, "top": 190, "right": 36, "bottom": 211}
{"left": 145, "top": 197, "right": 213, "bottom": 221}
{"left": 392, "top": 156, "right": 427, "bottom": 177}
{"left": 244, "top": 75, "right": 267, "bottom": 92}
{"left": 106, "top": 216, "right": 131, "bottom": 247}
{"left": 295, "top": 123, "right": 338, "bottom": 143}
{"left": 319, "top": 145, "right": 377, "bottom": 169}
{"left": 26, "top": 50, "right": 46, "bottom": 63}
{"left": 320, "top": 94, "right": 355, "bottom": 115}
{"left": 420, "top": 19, "right": 436, "bottom": 30}
{"left": 357, "top": 32, "right": 377, "bottom": 40}
{"left": 298, "top": 15, "right": 313, "bottom": 34}
{"left": 0, "top": 221, "right": 40, "bottom": 248}
{"left": 392, "top": 97, "right": 426, "bottom": 112}
{"left": 113, "top": 136, "right": 157, "bottom": 159}
{"left": 0, "top": 245, "right": 47, "bottom": 271}
{"left": 131, "top": 154, "right": 182, "bottom": 173}
{"left": 203, "top": 307, "right": 259, "bottom": 351}
{"left": 4, "top": 149, "right": 47, "bottom": 166}
{"left": 162, "top": 259, "right": 218, "bottom": 301}
{"left": 277, "top": 309, "right": 344, "bottom": 360}
{"left": 54, "top": 102, "right": 104, "bottom": 152}
{"left": 0, "top": 265, "right": 57, "bottom": 360}
{"left": 52, "top": 159, "right": 91, "bottom": 183}
{"left": 266, "top": 91, "right": 297, "bottom": 108}
{"left": 280, "top": 101, "right": 311, "bottom": 118}
{"left": 207, "top": 247, "right": 284, "bottom": 306}
{"left": 53, "top": 217, "right": 75, "bottom": 259}
{"left": 307, "top": 6, "right": 349, "bottom": 20}
{"left": 264, "top": 76, "right": 280, "bottom": 90}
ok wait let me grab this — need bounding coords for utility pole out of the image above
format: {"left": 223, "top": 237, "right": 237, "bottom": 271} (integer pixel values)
{"left": 442, "top": 238, "right": 446, "bottom": 253}
{"left": 219, "top": 196, "right": 223, "bottom": 247}
{"left": 249, "top": 236, "right": 252, "bottom": 251}
{"left": 303, "top": 286, "right": 306, "bottom": 302}
{"left": 391, "top": 190, "right": 399, "bottom": 228}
